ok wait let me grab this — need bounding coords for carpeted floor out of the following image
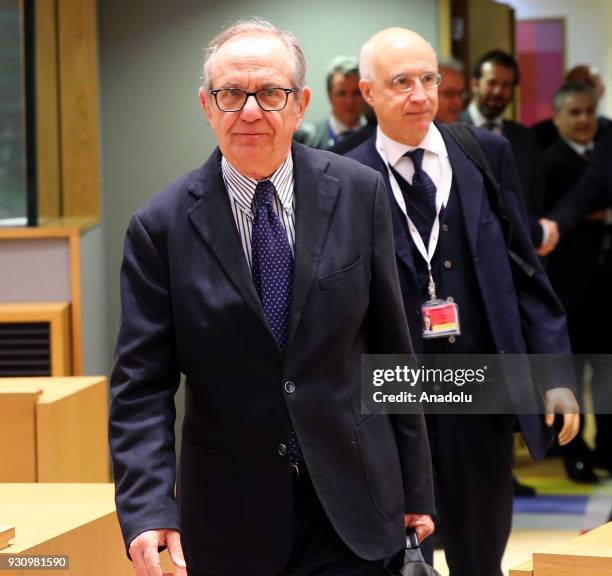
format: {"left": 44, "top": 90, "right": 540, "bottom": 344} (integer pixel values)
{"left": 432, "top": 455, "right": 612, "bottom": 575}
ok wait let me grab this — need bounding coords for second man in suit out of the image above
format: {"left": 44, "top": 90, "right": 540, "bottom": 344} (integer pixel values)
{"left": 348, "top": 27, "right": 579, "bottom": 576}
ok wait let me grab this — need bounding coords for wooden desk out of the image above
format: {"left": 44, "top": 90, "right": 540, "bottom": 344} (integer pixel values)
{"left": 0, "top": 377, "right": 109, "bottom": 482}
{"left": 509, "top": 559, "right": 533, "bottom": 575}
{"left": 533, "top": 522, "right": 612, "bottom": 575}
{"left": 0, "top": 484, "right": 173, "bottom": 575}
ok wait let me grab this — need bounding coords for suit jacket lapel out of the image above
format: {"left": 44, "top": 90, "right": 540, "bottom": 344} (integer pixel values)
{"left": 286, "top": 144, "right": 339, "bottom": 348}
{"left": 186, "top": 149, "right": 270, "bottom": 333}
{"left": 440, "top": 127, "right": 484, "bottom": 257}
{"left": 364, "top": 137, "right": 416, "bottom": 275}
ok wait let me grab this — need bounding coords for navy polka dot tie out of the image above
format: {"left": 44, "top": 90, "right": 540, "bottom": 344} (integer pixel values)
{"left": 405, "top": 148, "right": 437, "bottom": 209}
{"left": 251, "top": 180, "right": 302, "bottom": 464}
{"left": 251, "top": 179, "right": 293, "bottom": 350}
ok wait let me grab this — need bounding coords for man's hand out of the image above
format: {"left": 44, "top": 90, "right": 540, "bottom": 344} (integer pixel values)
{"left": 404, "top": 514, "right": 434, "bottom": 543}
{"left": 537, "top": 218, "right": 560, "bottom": 256}
{"left": 544, "top": 387, "right": 580, "bottom": 445}
{"left": 129, "top": 529, "right": 187, "bottom": 576}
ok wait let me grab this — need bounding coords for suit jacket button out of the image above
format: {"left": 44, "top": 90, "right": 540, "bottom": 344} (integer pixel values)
{"left": 444, "top": 259, "right": 452, "bottom": 269}
{"left": 442, "top": 224, "right": 449, "bottom": 232}
{"left": 278, "top": 443, "right": 287, "bottom": 456}
{"left": 284, "top": 381, "right": 296, "bottom": 394}
{"left": 448, "top": 336, "right": 456, "bottom": 343}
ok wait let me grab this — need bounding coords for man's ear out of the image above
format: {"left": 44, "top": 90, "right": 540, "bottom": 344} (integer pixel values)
{"left": 199, "top": 87, "right": 213, "bottom": 123}
{"left": 359, "top": 79, "right": 374, "bottom": 107}
{"left": 296, "top": 86, "right": 312, "bottom": 125}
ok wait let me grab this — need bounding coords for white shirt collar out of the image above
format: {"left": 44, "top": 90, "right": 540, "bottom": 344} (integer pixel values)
{"left": 328, "top": 114, "right": 366, "bottom": 137}
{"left": 221, "top": 154, "right": 294, "bottom": 218}
{"left": 561, "top": 135, "right": 594, "bottom": 157}
{"left": 376, "top": 122, "right": 447, "bottom": 167}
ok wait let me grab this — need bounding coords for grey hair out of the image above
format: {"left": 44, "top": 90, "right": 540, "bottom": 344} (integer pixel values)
{"left": 326, "top": 55, "right": 360, "bottom": 92}
{"left": 438, "top": 57, "right": 464, "bottom": 74}
{"left": 202, "top": 17, "right": 306, "bottom": 91}
{"left": 552, "top": 81, "right": 597, "bottom": 113}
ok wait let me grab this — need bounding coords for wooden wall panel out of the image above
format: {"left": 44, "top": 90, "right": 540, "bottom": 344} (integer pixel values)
{"left": 57, "top": 0, "right": 101, "bottom": 219}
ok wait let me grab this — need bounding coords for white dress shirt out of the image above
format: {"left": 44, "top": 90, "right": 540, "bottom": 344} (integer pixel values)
{"left": 376, "top": 123, "right": 453, "bottom": 211}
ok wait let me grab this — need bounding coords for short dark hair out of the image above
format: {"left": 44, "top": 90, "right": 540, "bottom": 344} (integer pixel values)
{"left": 473, "top": 49, "right": 520, "bottom": 85}
{"left": 552, "top": 82, "right": 597, "bottom": 113}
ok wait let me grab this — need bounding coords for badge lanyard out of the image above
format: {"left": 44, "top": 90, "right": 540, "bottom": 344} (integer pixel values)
{"left": 376, "top": 142, "right": 443, "bottom": 300}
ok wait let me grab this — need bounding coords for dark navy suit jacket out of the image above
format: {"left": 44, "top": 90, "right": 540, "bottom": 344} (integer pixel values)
{"left": 347, "top": 125, "right": 572, "bottom": 458}
{"left": 109, "top": 143, "right": 434, "bottom": 576}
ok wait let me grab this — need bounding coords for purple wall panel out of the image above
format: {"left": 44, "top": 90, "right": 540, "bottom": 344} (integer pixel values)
{"left": 517, "top": 19, "right": 565, "bottom": 126}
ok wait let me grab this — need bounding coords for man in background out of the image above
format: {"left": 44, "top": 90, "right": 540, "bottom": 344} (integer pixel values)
{"left": 534, "top": 64, "right": 612, "bottom": 150}
{"left": 435, "top": 58, "right": 466, "bottom": 124}
{"left": 461, "top": 49, "right": 556, "bottom": 253}
{"left": 296, "top": 55, "right": 366, "bottom": 149}
{"left": 541, "top": 82, "right": 607, "bottom": 484}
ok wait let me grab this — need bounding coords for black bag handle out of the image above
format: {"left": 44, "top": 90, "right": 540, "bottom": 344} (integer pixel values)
{"left": 442, "top": 123, "right": 535, "bottom": 278}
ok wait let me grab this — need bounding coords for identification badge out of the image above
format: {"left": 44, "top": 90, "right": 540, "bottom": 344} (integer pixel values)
{"left": 422, "top": 298, "right": 461, "bottom": 338}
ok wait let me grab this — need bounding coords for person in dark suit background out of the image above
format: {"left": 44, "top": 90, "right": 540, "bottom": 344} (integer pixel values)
{"left": 347, "top": 28, "right": 579, "bottom": 576}
{"left": 295, "top": 55, "right": 367, "bottom": 149}
{"left": 435, "top": 58, "right": 467, "bottom": 124}
{"left": 109, "top": 18, "right": 435, "bottom": 576}
{"left": 541, "top": 81, "right": 611, "bottom": 484}
{"left": 533, "top": 64, "right": 612, "bottom": 150}
{"left": 461, "top": 49, "right": 558, "bottom": 254}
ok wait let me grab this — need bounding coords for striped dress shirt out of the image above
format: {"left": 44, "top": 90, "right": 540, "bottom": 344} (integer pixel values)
{"left": 221, "top": 155, "right": 296, "bottom": 270}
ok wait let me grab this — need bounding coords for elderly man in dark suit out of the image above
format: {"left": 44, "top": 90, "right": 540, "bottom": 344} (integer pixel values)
{"left": 109, "top": 17, "right": 434, "bottom": 576}
{"left": 461, "top": 49, "right": 558, "bottom": 254}
{"left": 347, "top": 28, "right": 579, "bottom": 576}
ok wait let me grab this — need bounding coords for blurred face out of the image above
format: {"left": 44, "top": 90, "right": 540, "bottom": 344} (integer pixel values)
{"left": 200, "top": 33, "right": 310, "bottom": 179}
{"left": 436, "top": 67, "right": 466, "bottom": 123}
{"left": 472, "top": 61, "right": 516, "bottom": 119}
{"left": 360, "top": 32, "right": 438, "bottom": 146}
{"left": 328, "top": 72, "right": 364, "bottom": 128}
{"left": 554, "top": 93, "right": 597, "bottom": 145}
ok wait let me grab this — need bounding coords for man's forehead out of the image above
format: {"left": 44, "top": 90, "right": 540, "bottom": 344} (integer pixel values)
{"left": 482, "top": 62, "right": 514, "bottom": 79}
{"left": 561, "top": 94, "right": 596, "bottom": 111}
{"left": 212, "top": 33, "right": 288, "bottom": 69}
{"left": 375, "top": 47, "right": 437, "bottom": 76}
{"left": 209, "top": 34, "right": 292, "bottom": 83}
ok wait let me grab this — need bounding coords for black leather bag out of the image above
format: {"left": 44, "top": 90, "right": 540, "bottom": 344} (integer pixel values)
{"left": 383, "top": 530, "right": 442, "bottom": 576}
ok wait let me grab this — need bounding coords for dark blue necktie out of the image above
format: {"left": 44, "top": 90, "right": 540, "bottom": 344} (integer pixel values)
{"left": 251, "top": 180, "right": 302, "bottom": 464}
{"left": 251, "top": 180, "right": 293, "bottom": 350}
{"left": 405, "top": 148, "right": 437, "bottom": 209}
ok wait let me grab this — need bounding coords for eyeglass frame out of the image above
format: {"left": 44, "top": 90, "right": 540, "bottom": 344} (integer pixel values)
{"left": 389, "top": 71, "right": 442, "bottom": 93}
{"left": 208, "top": 87, "right": 297, "bottom": 112}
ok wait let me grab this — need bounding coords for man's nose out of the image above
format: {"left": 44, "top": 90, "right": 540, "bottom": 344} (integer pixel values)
{"left": 240, "top": 94, "right": 264, "bottom": 120}
{"left": 409, "top": 81, "right": 428, "bottom": 103}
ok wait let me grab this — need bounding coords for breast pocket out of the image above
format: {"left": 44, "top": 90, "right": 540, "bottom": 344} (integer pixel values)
{"left": 319, "top": 255, "right": 366, "bottom": 292}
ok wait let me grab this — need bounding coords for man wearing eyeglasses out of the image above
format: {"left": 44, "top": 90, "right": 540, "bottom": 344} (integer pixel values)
{"left": 109, "top": 18, "right": 434, "bottom": 576}
{"left": 347, "top": 28, "right": 578, "bottom": 576}
{"left": 435, "top": 58, "right": 467, "bottom": 124}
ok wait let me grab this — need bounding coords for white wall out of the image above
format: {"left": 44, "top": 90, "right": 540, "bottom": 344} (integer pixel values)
{"left": 500, "top": 0, "right": 612, "bottom": 116}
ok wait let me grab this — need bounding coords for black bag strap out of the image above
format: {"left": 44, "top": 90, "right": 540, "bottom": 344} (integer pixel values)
{"left": 442, "top": 123, "right": 535, "bottom": 278}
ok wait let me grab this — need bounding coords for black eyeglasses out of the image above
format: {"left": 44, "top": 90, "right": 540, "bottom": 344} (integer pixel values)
{"left": 209, "top": 87, "right": 296, "bottom": 112}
